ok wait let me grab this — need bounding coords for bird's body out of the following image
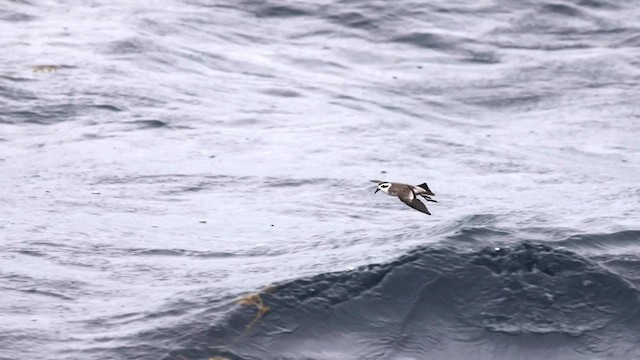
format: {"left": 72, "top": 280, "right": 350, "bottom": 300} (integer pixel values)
{"left": 371, "top": 180, "right": 437, "bottom": 215}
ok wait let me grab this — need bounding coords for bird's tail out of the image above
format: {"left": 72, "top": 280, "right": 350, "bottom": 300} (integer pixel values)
{"left": 418, "top": 182, "right": 435, "bottom": 196}
{"left": 421, "top": 195, "right": 438, "bottom": 203}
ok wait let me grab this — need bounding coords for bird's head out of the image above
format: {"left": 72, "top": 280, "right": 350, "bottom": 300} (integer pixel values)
{"left": 375, "top": 182, "right": 391, "bottom": 194}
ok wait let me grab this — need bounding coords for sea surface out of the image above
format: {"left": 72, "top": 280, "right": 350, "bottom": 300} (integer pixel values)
{"left": 1, "top": 0, "right": 640, "bottom": 359}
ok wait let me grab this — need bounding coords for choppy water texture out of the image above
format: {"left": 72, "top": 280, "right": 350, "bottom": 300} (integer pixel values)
{"left": 1, "top": 0, "right": 640, "bottom": 359}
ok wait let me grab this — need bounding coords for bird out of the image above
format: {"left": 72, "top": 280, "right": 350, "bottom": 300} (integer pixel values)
{"left": 371, "top": 180, "right": 437, "bottom": 215}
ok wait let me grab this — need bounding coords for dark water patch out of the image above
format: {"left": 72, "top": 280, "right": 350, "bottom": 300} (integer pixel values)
{"left": 1, "top": 110, "right": 45, "bottom": 124}
{"left": 375, "top": 102, "right": 424, "bottom": 119}
{"left": 0, "top": 11, "right": 37, "bottom": 22}
{"left": 255, "top": 5, "right": 310, "bottom": 18}
{"left": 541, "top": 3, "right": 584, "bottom": 17}
{"left": 156, "top": 175, "right": 255, "bottom": 194}
{"left": 6, "top": 0, "right": 35, "bottom": 4}
{"left": 489, "top": 3, "right": 628, "bottom": 47}
{"left": 228, "top": 118, "right": 259, "bottom": 126}
{"left": 161, "top": 185, "right": 209, "bottom": 194}
{"left": 431, "top": 3, "right": 502, "bottom": 14}
{"left": 126, "top": 119, "right": 169, "bottom": 129}
{"left": 493, "top": 41, "right": 593, "bottom": 51}
{"left": 237, "top": 70, "right": 278, "bottom": 80}
{"left": 18, "top": 288, "right": 75, "bottom": 301}
{"left": 227, "top": 31, "right": 271, "bottom": 46}
{"left": 543, "top": 27, "right": 628, "bottom": 37}
{"left": 133, "top": 249, "right": 193, "bottom": 256}
{"left": 102, "top": 311, "right": 142, "bottom": 323}
{"left": 92, "top": 104, "right": 124, "bottom": 112}
{"left": 3, "top": 103, "right": 78, "bottom": 125}
{"left": 393, "top": 32, "right": 460, "bottom": 50}
{"left": 577, "top": 0, "right": 619, "bottom": 9}
{"left": 163, "top": 240, "right": 640, "bottom": 360}
{"left": 283, "top": 56, "right": 349, "bottom": 73}
{"left": 326, "top": 11, "right": 377, "bottom": 30}
{"left": 80, "top": 133, "right": 117, "bottom": 141}
{"left": 28, "top": 241, "right": 78, "bottom": 250}
{"left": 464, "top": 93, "right": 544, "bottom": 109}
{"left": 194, "top": 252, "right": 243, "bottom": 259}
{"left": 327, "top": 98, "right": 368, "bottom": 112}
{"left": 463, "top": 50, "right": 501, "bottom": 64}
{"left": 332, "top": 94, "right": 362, "bottom": 103}
{"left": 0, "top": 75, "right": 33, "bottom": 82}
{"left": 104, "top": 38, "right": 156, "bottom": 55}
{"left": 15, "top": 249, "right": 46, "bottom": 257}
{"left": 258, "top": 88, "right": 302, "bottom": 98}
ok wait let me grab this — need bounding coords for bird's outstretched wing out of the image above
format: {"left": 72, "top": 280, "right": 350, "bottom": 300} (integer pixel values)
{"left": 399, "top": 188, "right": 431, "bottom": 215}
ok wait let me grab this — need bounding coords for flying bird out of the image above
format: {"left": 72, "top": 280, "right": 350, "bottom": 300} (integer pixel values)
{"left": 371, "top": 180, "right": 437, "bottom": 215}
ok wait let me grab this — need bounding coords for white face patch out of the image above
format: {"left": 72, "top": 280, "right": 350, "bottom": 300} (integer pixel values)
{"left": 378, "top": 183, "right": 391, "bottom": 193}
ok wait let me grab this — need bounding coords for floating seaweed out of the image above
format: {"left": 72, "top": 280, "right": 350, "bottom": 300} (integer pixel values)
{"left": 236, "top": 291, "right": 271, "bottom": 336}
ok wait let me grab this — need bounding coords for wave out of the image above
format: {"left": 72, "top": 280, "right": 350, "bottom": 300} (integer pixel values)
{"left": 166, "top": 239, "right": 640, "bottom": 360}
{"left": 555, "top": 230, "right": 640, "bottom": 253}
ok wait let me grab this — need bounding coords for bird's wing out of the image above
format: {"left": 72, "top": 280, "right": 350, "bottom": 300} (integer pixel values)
{"left": 399, "top": 188, "right": 431, "bottom": 215}
{"left": 370, "top": 179, "right": 385, "bottom": 184}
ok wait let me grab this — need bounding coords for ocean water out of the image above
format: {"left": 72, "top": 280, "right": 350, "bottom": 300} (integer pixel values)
{"left": 1, "top": 0, "right": 640, "bottom": 359}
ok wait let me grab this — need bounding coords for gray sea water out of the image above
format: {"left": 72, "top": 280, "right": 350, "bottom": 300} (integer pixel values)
{"left": 1, "top": 0, "right": 640, "bottom": 359}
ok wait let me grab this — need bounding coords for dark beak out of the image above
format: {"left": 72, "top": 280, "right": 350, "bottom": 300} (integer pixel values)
{"left": 374, "top": 188, "right": 379, "bottom": 194}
